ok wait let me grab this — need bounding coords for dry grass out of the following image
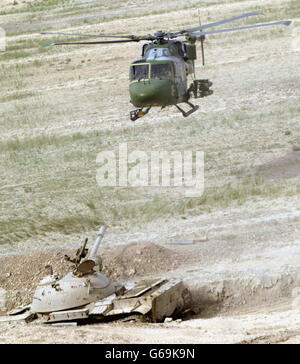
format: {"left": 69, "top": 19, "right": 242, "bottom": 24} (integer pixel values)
{"left": 0, "top": 0, "right": 299, "bottom": 245}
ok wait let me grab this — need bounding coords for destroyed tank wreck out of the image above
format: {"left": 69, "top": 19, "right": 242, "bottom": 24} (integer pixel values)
{"left": 2, "top": 226, "right": 191, "bottom": 324}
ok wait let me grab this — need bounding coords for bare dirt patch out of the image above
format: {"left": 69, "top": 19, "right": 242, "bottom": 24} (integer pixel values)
{"left": 257, "top": 150, "right": 300, "bottom": 180}
{"left": 0, "top": 249, "right": 72, "bottom": 310}
{"left": 102, "top": 241, "right": 180, "bottom": 281}
{"left": 0, "top": 199, "right": 300, "bottom": 343}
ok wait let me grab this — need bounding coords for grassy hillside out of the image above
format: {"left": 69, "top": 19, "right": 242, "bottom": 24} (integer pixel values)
{"left": 0, "top": 0, "right": 299, "bottom": 245}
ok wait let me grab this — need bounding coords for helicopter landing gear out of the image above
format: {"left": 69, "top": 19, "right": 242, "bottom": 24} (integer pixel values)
{"left": 130, "top": 107, "right": 151, "bottom": 121}
{"left": 175, "top": 102, "right": 199, "bottom": 117}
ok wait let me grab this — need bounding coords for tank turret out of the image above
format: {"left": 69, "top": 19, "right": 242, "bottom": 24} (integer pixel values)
{"left": 30, "top": 226, "right": 116, "bottom": 313}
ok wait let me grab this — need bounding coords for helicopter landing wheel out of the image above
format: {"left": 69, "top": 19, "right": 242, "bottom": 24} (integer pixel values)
{"left": 130, "top": 107, "right": 151, "bottom": 121}
{"left": 175, "top": 102, "right": 199, "bottom": 118}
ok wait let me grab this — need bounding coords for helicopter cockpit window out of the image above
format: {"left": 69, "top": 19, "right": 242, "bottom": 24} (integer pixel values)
{"left": 145, "top": 48, "right": 170, "bottom": 59}
{"left": 130, "top": 64, "right": 150, "bottom": 81}
{"left": 151, "top": 63, "right": 173, "bottom": 79}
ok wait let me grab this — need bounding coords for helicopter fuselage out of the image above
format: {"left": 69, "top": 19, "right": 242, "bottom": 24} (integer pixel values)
{"left": 129, "top": 39, "right": 195, "bottom": 108}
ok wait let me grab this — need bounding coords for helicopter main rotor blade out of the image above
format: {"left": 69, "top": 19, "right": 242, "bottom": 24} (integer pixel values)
{"left": 41, "top": 39, "right": 141, "bottom": 48}
{"left": 190, "top": 20, "right": 292, "bottom": 38}
{"left": 41, "top": 31, "right": 139, "bottom": 39}
{"left": 176, "top": 12, "right": 261, "bottom": 35}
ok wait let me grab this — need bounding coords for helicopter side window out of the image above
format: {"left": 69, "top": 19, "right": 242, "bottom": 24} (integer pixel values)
{"left": 130, "top": 64, "right": 150, "bottom": 81}
{"left": 151, "top": 63, "right": 173, "bottom": 79}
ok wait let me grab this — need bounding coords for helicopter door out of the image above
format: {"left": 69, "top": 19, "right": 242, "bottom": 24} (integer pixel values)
{"left": 173, "top": 61, "right": 187, "bottom": 100}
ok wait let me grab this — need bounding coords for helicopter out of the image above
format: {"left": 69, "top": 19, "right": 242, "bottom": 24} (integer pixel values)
{"left": 41, "top": 12, "right": 291, "bottom": 121}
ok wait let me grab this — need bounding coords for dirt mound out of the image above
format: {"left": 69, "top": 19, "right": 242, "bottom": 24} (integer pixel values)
{"left": 0, "top": 249, "right": 72, "bottom": 310}
{"left": 0, "top": 242, "right": 180, "bottom": 310}
{"left": 101, "top": 242, "right": 180, "bottom": 281}
{"left": 257, "top": 151, "right": 300, "bottom": 180}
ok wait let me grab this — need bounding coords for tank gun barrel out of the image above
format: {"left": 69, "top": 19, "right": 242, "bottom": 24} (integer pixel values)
{"left": 89, "top": 226, "right": 106, "bottom": 257}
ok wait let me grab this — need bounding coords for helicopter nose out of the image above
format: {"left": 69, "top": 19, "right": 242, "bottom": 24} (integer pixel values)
{"left": 129, "top": 79, "right": 175, "bottom": 107}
